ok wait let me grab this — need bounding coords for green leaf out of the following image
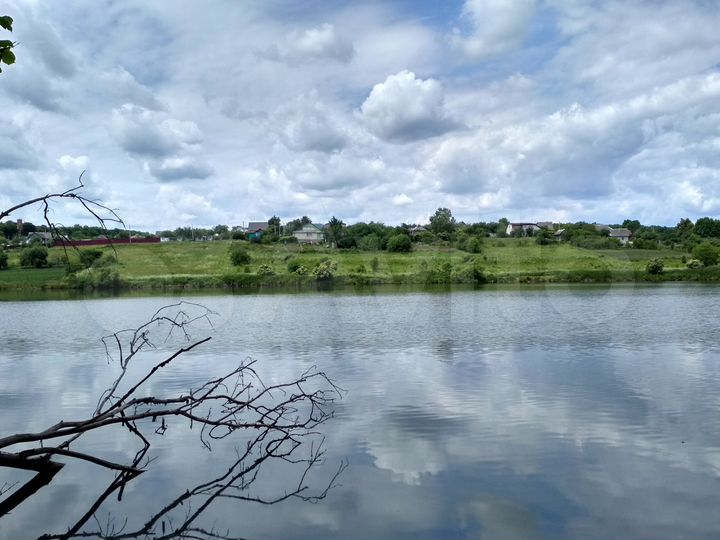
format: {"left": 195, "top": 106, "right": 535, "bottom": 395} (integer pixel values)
{"left": 0, "top": 16, "right": 13, "bottom": 31}
{"left": 1, "top": 49, "right": 15, "bottom": 65}
{"left": 0, "top": 40, "right": 13, "bottom": 48}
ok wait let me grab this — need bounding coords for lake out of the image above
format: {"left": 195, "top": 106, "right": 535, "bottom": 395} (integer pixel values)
{"left": 2, "top": 284, "right": 720, "bottom": 538}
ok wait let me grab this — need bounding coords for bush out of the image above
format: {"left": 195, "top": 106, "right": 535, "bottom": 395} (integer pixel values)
{"left": 459, "top": 236, "right": 483, "bottom": 253}
{"left": 370, "top": 256, "right": 379, "bottom": 273}
{"left": 357, "top": 233, "right": 382, "bottom": 251}
{"left": 257, "top": 264, "right": 275, "bottom": 276}
{"left": 386, "top": 234, "right": 412, "bottom": 253}
{"left": 279, "top": 235, "right": 298, "bottom": 244}
{"left": 313, "top": 259, "right": 337, "bottom": 280}
{"left": 692, "top": 241, "right": 720, "bottom": 267}
{"left": 229, "top": 244, "right": 252, "bottom": 266}
{"left": 646, "top": 258, "right": 664, "bottom": 274}
{"left": 287, "top": 259, "right": 301, "bottom": 273}
{"left": 293, "top": 265, "right": 308, "bottom": 275}
{"left": 686, "top": 258, "right": 702, "bottom": 269}
{"left": 79, "top": 248, "right": 103, "bottom": 268}
{"left": 0, "top": 249, "right": 7, "bottom": 270}
{"left": 20, "top": 245, "right": 48, "bottom": 268}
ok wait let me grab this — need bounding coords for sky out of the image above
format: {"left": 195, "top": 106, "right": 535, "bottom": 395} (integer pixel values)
{"left": 1, "top": 0, "right": 720, "bottom": 231}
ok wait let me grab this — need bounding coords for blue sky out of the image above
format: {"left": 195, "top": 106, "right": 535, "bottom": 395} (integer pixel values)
{"left": 1, "top": 0, "right": 719, "bottom": 230}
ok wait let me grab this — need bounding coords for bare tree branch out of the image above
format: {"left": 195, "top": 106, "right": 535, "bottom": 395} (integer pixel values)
{"left": 0, "top": 302, "right": 344, "bottom": 540}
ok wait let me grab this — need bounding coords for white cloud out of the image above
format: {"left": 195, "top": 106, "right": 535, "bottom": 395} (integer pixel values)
{"left": 147, "top": 157, "right": 213, "bottom": 181}
{"left": 272, "top": 93, "right": 349, "bottom": 153}
{"left": 261, "top": 23, "right": 354, "bottom": 64}
{"left": 392, "top": 193, "right": 413, "bottom": 206}
{"left": 2, "top": 0, "right": 720, "bottom": 229}
{"left": 450, "top": 0, "right": 536, "bottom": 61}
{"left": 360, "top": 71, "right": 460, "bottom": 143}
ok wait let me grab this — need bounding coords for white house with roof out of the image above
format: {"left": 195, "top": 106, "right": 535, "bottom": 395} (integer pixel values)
{"left": 608, "top": 227, "right": 633, "bottom": 244}
{"left": 293, "top": 223, "right": 325, "bottom": 244}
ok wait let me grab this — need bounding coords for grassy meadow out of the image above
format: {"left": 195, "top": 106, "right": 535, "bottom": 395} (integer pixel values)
{"left": 0, "top": 238, "right": 715, "bottom": 292}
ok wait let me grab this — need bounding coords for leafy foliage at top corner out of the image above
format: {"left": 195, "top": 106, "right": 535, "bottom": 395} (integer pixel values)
{"left": 0, "top": 15, "right": 16, "bottom": 73}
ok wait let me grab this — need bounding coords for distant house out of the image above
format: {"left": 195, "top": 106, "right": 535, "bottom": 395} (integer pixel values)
{"left": 25, "top": 231, "right": 53, "bottom": 246}
{"left": 506, "top": 222, "right": 542, "bottom": 236}
{"left": 553, "top": 228, "right": 567, "bottom": 241}
{"left": 293, "top": 223, "right": 325, "bottom": 244}
{"left": 409, "top": 225, "right": 427, "bottom": 237}
{"left": 246, "top": 221, "right": 269, "bottom": 241}
{"left": 608, "top": 227, "right": 632, "bottom": 244}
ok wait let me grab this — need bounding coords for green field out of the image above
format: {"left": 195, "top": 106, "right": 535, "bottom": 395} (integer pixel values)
{"left": 1, "top": 239, "right": 717, "bottom": 292}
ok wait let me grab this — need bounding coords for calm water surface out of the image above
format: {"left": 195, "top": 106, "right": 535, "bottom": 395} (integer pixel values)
{"left": 2, "top": 284, "right": 720, "bottom": 538}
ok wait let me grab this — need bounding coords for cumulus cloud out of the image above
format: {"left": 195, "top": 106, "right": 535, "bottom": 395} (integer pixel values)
{"left": 279, "top": 153, "right": 382, "bottom": 192}
{"left": 261, "top": 23, "right": 354, "bottom": 64}
{"left": 0, "top": 121, "right": 40, "bottom": 170}
{"left": 548, "top": 0, "right": 720, "bottom": 99}
{"left": 147, "top": 157, "right": 213, "bottom": 181}
{"left": 360, "top": 71, "right": 460, "bottom": 143}
{"left": 24, "top": 19, "right": 77, "bottom": 79}
{"left": 450, "top": 0, "right": 536, "bottom": 61}
{"left": 272, "top": 94, "right": 348, "bottom": 153}
{"left": 112, "top": 104, "right": 203, "bottom": 157}
{"left": 430, "top": 72, "right": 720, "bottom": 205}
{"left": 392, "top": 193, "right": 413, "bottom": 206}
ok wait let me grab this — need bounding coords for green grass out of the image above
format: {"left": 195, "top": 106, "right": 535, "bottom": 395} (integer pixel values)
{"left": 0, "top": 267, "right": 66, "bottom": 287}
{"left": 0, "top": 239, "right": 710, "bottom": 292}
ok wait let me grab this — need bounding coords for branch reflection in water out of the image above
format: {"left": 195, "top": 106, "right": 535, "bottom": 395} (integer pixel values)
{"left": 0, "top": 302, "right": 345, "bottom": 540}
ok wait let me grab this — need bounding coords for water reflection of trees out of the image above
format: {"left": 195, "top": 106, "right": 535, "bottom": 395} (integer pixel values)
{"left": 0, "top": 303, "right": 345, "bottom": 540}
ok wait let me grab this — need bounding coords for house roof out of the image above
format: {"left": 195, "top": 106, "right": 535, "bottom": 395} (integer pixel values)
{"left": 28, "top": 231, "right": 53, "bottom": 239}
{"left": 247, "top": 222, "right": 269, "bottom": 231}
{"left": 295, "top": 223, "right": 324, "bottom": 232}
{"left": 608, "top": 228, "right": 632, "bottom": 237}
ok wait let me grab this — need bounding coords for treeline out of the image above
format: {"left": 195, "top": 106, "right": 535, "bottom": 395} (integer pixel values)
{"left": 0, "top": 221, "right": 148, "bottom": 242}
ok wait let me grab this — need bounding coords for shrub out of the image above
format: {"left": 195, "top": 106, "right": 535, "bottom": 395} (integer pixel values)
{"left": 92, "top": 252, "right": 117, "bottom": 268}
{"left": 79, "top": 248, "right": 103, "bottom": 268}
{"left": 20, "top": 245, "right": 48, "bottom": 268}
{"left": 229, "top": 244, "right": 252, "bottom": 266}
{"left": 692, "top": 242, "right": 720, "bottom": 267}
{"left": 357, "top": 233, "right": 382, "bottom": 251}
{"left": 370, "top": 256, "right": 379, "bottom": 273}
{"left": 293, "top": 265, "right": 308, "bottom": 275}
{"left": 313, "top": 259, "right": 337, "bottom": 280}
{"left": 686, "top": 258, "right": 702, "bottom": 269}
{"left": 386, "top": 234, "right": 412, "bottom": 253}
{"left": 646, "top": 258, "right": 664, "bottom": 275}
{"left": 0, "top": 249, "right": 7, "bottom": 270}
{"left": 287, "top": 259, "right": 301, "bottom": 273}
{"left": 257, "top": 264, "right": 275, "bottom": 276}
{"left": 279, "top": 235, "right": 298, "bottom": 244}
{"left": 463, "top": 237, "right": 483, "bottom": 252}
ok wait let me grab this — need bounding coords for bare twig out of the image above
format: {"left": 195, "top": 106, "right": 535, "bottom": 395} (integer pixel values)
{"left": 0, "top": 302, "right": 343, "bottom": 540}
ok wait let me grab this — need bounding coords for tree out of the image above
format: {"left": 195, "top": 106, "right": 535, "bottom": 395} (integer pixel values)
{"left": 676, "top": 218, "right": 694, "bottom": 239}
{"left": 386, "top": 233, "right": 412, "bottom": 253}
{"left": 0, "top": 303, "right": 344, "bottom": 539}
{"left": 694, "top": 217, "right": 720, "bottom": 238}
{"left": 429, "top": 207, "right": 456, "bottom": 237}
{"left": 622, "top": 219, "right": 642, "bottom": 233}
{"left": 692, "top": 241, "right": 720, "bottom": 267}
{"left": 0, "top": 15, "right": 16, "bottom": 74}
{"left": 326, "top": 216, "right": 345, "bottom": 247}
{"left": 19, "top": 244, "right": 48, "bottom": 268}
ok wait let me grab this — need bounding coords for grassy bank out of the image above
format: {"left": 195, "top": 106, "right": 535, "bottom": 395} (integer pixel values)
{"left": 1, "top": 239, "right": 718, "bottom": 293}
